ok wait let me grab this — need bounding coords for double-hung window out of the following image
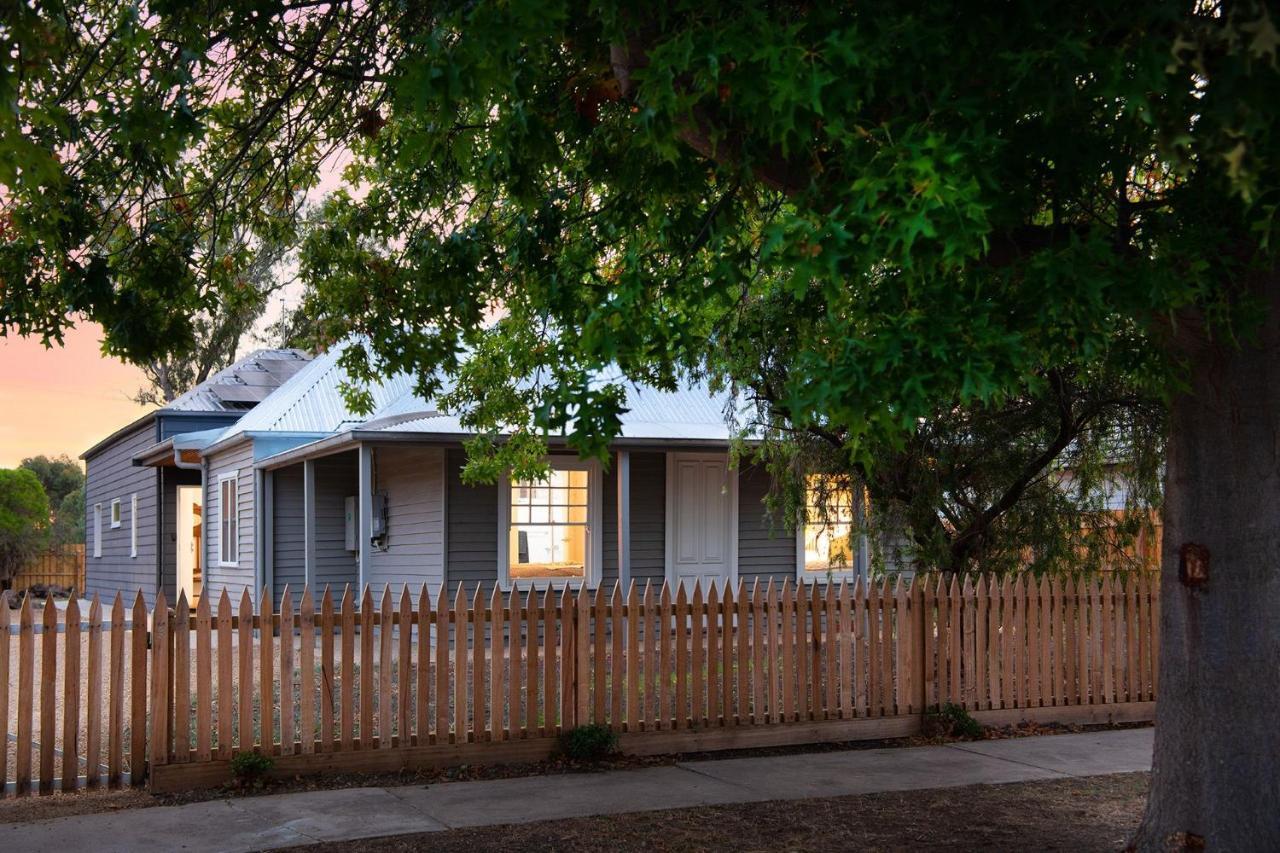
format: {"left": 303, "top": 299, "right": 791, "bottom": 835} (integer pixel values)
{"left": 499, "top": 459, "right": 601, "bottom": 588}
{"left": 797, "top": 475, "right": 861, "bottom": 580}
{"left": 219, "top": 475, "right": 239, "bottom": 566}
{"left": 110, "top": 498, "right": 122, "bottom": 528}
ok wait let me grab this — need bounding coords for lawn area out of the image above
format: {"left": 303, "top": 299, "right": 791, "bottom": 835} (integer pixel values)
{"left": 288, "top": 773, "right": 1149, "bottom": 852}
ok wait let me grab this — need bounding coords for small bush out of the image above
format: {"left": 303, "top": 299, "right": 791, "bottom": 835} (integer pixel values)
{"left": 230, "top": 752, "right": 274, "bottom": 788}
{"left": 937, "top": 702, "right": 985, "bottom": 739}
{"left": 559, "top": 723, "right": 619, "bottom": 762}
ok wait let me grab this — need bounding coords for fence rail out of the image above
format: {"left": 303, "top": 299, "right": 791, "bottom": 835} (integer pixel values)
{"left": 2, "top": 574, "right": 1159, "bottom": 797}
{"left": 11, "top": 546, "right": 85, "bottom": 593}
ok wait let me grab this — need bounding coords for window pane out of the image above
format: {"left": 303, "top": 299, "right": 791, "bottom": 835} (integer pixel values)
{"left": 508, "top": 523, "right": 586, "bottom": 579}
{"left": 804, "top": 475, "right": 856, "bottom": 573}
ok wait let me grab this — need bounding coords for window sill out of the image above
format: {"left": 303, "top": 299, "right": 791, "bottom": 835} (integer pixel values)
{"left": 110, "top": 522, "right": 122, "bottom": 529}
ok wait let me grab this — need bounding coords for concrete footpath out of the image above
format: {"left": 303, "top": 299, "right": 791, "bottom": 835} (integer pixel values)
{"left": 8, "top": 728, "right": 1153, "bottom": 853}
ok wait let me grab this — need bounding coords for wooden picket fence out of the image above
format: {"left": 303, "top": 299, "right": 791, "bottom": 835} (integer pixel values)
{"left": 11, "top": 545, "right": 86, "bottom": 592}
{"left": 2, "top": 574, "right": 1158, "bottom": 797}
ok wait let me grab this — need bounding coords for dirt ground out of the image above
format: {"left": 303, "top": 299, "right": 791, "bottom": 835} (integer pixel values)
{"left": 290, "top": 772, "right": 1151, "bottom": 852}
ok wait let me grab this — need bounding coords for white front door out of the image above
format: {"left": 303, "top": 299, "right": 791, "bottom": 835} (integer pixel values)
{"left": 665, "top": 453, "right": 737, "bottom": 592}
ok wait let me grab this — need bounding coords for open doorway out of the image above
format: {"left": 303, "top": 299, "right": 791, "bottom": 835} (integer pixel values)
{"left": 177, "top": 485, "right": 203, "bottom": 604}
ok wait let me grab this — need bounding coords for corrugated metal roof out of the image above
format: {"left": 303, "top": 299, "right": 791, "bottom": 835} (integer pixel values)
{"left": 368, "top": 378, "right": 740, "bottom": 441}
{"left": 222, "top": 338, "right": 417, "bottom": 437}
{"left": 163, "top": 349, "right": 311, "bottom": 413}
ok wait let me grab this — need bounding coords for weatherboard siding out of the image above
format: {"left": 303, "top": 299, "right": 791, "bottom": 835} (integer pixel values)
{"left": 366, "top": 445, "right": 446, "bottom": 600}
{"left": 84, "top": 420, "right": 159, "bottom": 605}
{"left": 203, "top": 440, "right": 257, "bottom": 604}
{"left": 737, "top": 463, "right": 797, "bottom": 583}
{"left": 272, "top": 463, "right": 307, "bottom": 606}
{"left": 312, "top": 452, "right": 359, "bottom": 595}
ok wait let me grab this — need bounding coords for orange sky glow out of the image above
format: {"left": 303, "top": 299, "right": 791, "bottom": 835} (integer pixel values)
{"left": 0, "top": 324, "right": 154, "bottom": 468}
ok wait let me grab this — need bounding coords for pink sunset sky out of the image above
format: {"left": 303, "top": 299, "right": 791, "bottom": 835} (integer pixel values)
{"left": 0, "top": 325, "right": 153, "bottom": 468}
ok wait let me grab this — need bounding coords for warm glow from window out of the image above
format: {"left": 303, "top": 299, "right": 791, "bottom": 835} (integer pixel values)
{"left": 508, "top": 468, "right": 589, "bottom": 580}
{"left": 803, "top": 476, "right": 855, "bottom": 573}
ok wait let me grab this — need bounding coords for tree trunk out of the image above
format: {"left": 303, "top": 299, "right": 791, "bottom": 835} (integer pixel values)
{"left": 1134, "top": 267, "right": 1280, "bottom": 849}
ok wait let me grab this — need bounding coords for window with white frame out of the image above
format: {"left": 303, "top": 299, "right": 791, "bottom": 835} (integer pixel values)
{"left": 798, "top": 475, "right": 859, "bottom": 578}
{"left": 93, "top": 503, "right": 102, "bottom": 558}
{"left": 130, "top": 493, "right": 138, "bottom": 558}
{"left": 219, "top": 475, "right": 239, "bottom": 566}
{"left": 110, "top": 498, "right": 122, "bottom": 528}
{"left": 500, "top": 459, "right": 600, "bottom": 586}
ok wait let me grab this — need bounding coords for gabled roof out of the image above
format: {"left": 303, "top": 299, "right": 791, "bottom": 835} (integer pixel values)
{"left": 213, "top": 338, "right": 417, "bottom": 440}
{"left": 82, "top": 348, "right": 313, "bottom": 459}
{"left": 163, "top": 349, "right": 312, "bottom": 412}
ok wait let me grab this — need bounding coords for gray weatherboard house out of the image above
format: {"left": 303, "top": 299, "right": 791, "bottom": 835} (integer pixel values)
{"left": 82, "top": 340, "right": 869, "bottom": 610}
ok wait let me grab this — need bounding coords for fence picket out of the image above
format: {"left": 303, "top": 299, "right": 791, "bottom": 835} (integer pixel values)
{"left": 130, "top": 592, "right": 148, "bottom": 783}
{"left": 541, "top": 586, "right": 556, "bottom": 736}
{"left": 452, "top": 585, "right": 467, "bottom": 742}
{"left": 641, "top": 583, "right": 656, "bottom": 729}
{"left": 280, "top": 590, "right": 295, "bottom": 754}
{"left": 490, "top": 585, "right": 504, "bottom": 740}
{"left": 86, "top": 596, "right": 103, "bottom": 786}
{"left": 173, "top": 592, "right": 190, "bottom": 763}
{"left": 360, "top": 587, "right": 376, "bottom": 748}
{"left": 321, "top": 587, "right": 337, "bottom": 752}
{"left": 701, "top": 578, "right": 711, "bottom": 722}
{"left": 378, "top": 588, "right": 394, "bottom": 747}
{"left": 593, "top": 585, "right": 608, "bottom": 726}
{"left": 436, "top": 585, "right": 450, "bottom": 741}
{"left": 724, "top": 583, "right": 739, "bottom": 725}
{"left": 610, "top": 583, "right": 624, "bottom": 729}
{"left": 147, "top": 591, "right": 169, "bottom": 774}
{"left": 659, "top": 584, "right": 673, "bottom": 729}
{"left": 195, "top": 594, "right": 212, "bottom": 762}
{"left": 765, "top": 580, "right": 779, "bottom": 722}
{"left": 506, "top": 587, "right": 521, "bottom": 741}
{"left": 16, "top": 597, "right": 34, "bottom": 796}
{"left": 625, "top": 584, "right": 640, "bottom": 732}
{"left": 237, "top": 591, "right": 254, "bottom": 754}
{"left": 753, "top": 580, "right": 767, "bottom": 724}
{"left": 416, "top": 586, "right": 431, "bottom": 745}
{"left": 779, "top": 580, "right": 794, "bottom": 722}
{"left": 400, "top": 587, "right": 414, "bottom": 747}
{"left": 574, "top": 585, "right": 590, "bottom": 727}
{"left": 525, "top": 588, "right": 539, "bottom": 737}
{"left": 974, "top": 576, "right": 988, "bottom": 710}
{"left": 258, "top": 588, "right": 274, "bottom": 754}
{"left": 340, "top": 586, "right": 356, "bottom": 751}
{"left": 1026, "top": 577, "right": 1041, "bottom": 709}
{"left": 674, "top": 584, "right": 689, "bottom": 728}
{"left": 61, "top": 596, "right": 81, "bottom": 790}
{"left": 470, "top": 585, "right": 484, "bottom": 742}
{"left": 108, "top": 595, "right": 125, "bottom": 786}
{"left": 300, "top": 589, "right": 316, "bottom": 754}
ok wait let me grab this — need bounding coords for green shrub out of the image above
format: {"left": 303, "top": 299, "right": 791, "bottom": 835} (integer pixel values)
{"left": 230, "top": 751, "right": 274, "bottom": 787}
{"left": 559, "top": 723, "right": 619, "bottom": 762}
{"left": 938, "top": 702, "right": 985, "bottom": 739}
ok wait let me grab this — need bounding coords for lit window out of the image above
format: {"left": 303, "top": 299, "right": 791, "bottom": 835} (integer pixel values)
{"left": 502, "top": 461, "right": 598, "bottom": 585}
{"left": 219, "top": 475, "right": 239, "bottom": 566}
{"left": 799, "top": 476, "right": 858, "bottom": 577}
{"left": 110, "top": 498, "right": 122, "bottom": 528}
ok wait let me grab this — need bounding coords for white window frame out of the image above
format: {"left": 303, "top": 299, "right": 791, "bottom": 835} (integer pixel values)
{"left": 497, "top": 457, "right": 602, "bottom": 591}
{"left": 218, "top": 473, "right": 239, "bottom": 567}
{"left": 93, "top": 503, "right": 102, "bottom": 558}
{"left": 130, "top": 493, "right": 138, "bottom": 558}
{"left": 110, "top": 498, "right": 122, "bottom": 528}
{"left": 795, "top": 477, "right": 865, "bottom": 584}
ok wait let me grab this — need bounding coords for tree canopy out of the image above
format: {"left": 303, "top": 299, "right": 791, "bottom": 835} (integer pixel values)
{"left": 0, "top": 468, "right": 50, "bottom": 587}
{"left": 3, "top": 2, "right": 1280, "bottom": 845}
{"left": 19, "top": 454, "right": 84, "bottom": 548}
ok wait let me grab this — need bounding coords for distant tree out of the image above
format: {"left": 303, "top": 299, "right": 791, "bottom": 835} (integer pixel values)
{"left": 19, "top": 454, "right": 85, "bottom": 548}
{"left": 133, "top": 240, "right": 294, "bottom": 405}
{"left": 50, "top": 490, "right": 85, "bottom": 549}
{"left": 0, "top": 469, "right": 50, "bottom": 591}
{"left": 19, "top": 454, "right": 82, "bottom": 507}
